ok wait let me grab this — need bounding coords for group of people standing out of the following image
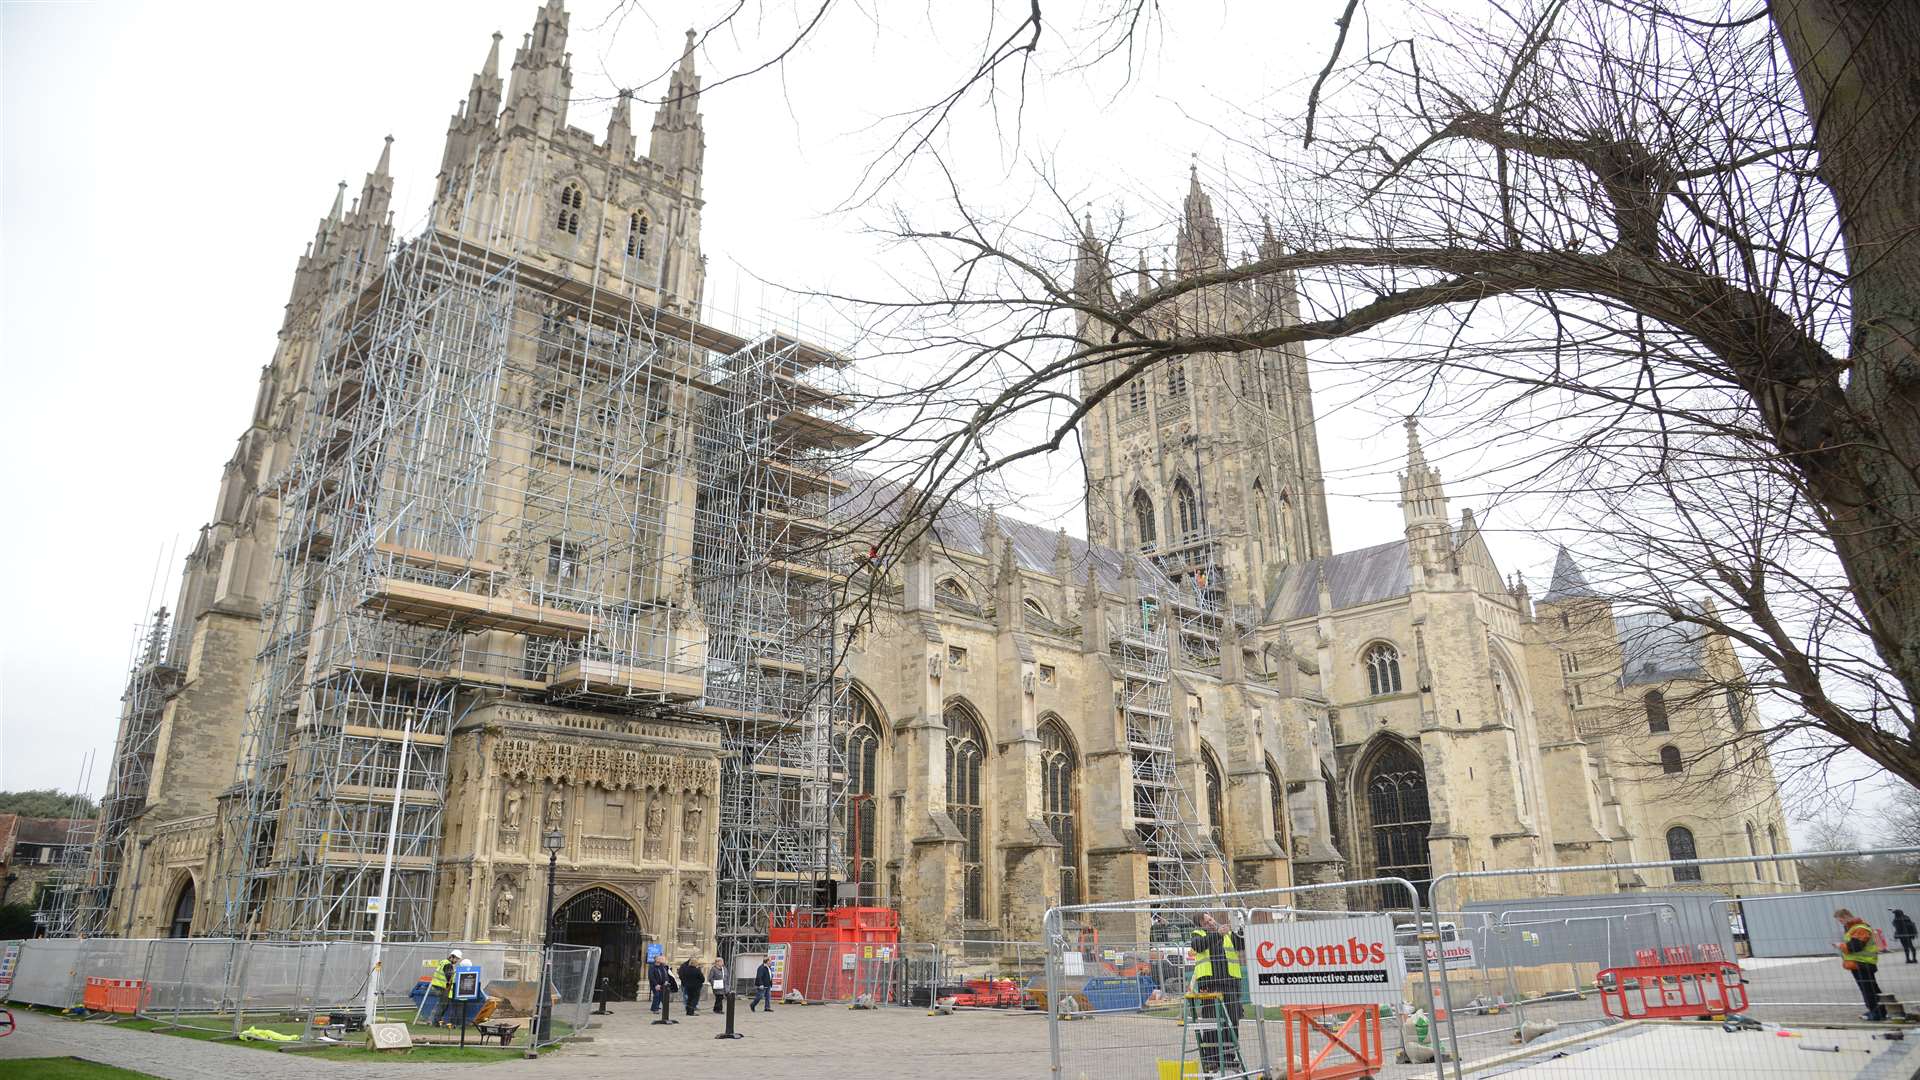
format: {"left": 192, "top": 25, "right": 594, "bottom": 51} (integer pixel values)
{"left": 647, "top": 955, "right": 776, "bottom": 1016}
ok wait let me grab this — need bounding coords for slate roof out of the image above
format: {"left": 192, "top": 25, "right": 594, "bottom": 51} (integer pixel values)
{"left": 10, "top": 816, "right": 94, "bottom": 847}
{"left": 1541, "top": 547, "right": 1600, "bottom": 603}
{"left": 1615, "top": 609, "right": 1706, "bottom": 686}
{"left": 831, "top": 474, "right": 1178, "bottom": 596}
{"left": 1262, "top": 539, "right": 1413, "bottom": 622}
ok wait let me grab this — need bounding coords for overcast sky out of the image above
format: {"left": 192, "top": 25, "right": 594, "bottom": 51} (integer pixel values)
{"left": 0, "top": 1, "right": 1875, "bottom": 829}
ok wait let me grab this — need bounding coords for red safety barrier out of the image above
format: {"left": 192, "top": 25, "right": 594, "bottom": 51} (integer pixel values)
{"left": 1634, "top": 947, "right": 1659, "bottom": 966}
{"left": 1282, "top": 1004, "right": 1383, "bottom": 1080}
{"left": 1698, "top": 943, "right": 1725, "bottom": 962}
{"left": 1596, "top": 962, "right": 1746, "bottom": 1020}
{"left": 82, "top": 977, "right": 149, "bottom": 1015}
{"left": 1663, "top": 945, "right": 1695, "bottom": 964}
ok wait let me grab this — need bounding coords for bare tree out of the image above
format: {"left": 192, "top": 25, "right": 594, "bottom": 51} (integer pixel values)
{"left": 688, "top": 0, "right": 1920, "bottom": 788}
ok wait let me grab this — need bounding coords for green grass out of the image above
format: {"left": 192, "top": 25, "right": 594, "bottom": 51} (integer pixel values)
{"left": 0, "top": 1059, "right": 162, "bottom": 1080}
{"left": 107, "top": 1013, "right": 561, "bottom": 1062}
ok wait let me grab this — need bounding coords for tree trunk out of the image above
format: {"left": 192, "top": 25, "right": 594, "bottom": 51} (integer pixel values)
{"left": 1771, "top": 0, "right": 1920, "bottom": 777}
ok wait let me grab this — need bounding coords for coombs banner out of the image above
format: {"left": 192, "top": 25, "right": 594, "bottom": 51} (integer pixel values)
{"left": 1245, "top": 914, "right": 1404, "bottom": 1006}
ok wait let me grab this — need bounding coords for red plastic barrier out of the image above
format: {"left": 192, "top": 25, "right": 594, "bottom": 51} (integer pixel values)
{"left": 1282, "top": 1004, "right": 1383, "bottom": 1080}
{"left": 1596, "top": 962, "right": 1746, "bottom": 1020}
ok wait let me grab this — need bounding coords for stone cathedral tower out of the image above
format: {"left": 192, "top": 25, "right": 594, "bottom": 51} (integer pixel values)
{"left": 1078, "top": 169, "right": 1332, "bottom": 612}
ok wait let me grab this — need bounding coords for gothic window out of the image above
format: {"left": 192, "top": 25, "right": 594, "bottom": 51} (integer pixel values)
{"left": 557, "top": 182, "right": 583, "bottom": 234}
{"left": 1746, "top": 821, "right": 1762, "bottom": 879}
{"left": 547, "top": 539, "right": 579, "bottom": 582}
{"left": 1132, "top": 489, "right": 1157, "bottom": 549}
{"left": 1128, "top": 377, "right": 1148, "bottom": 414}
{"left": 1040, "top": 719, "right": 1080, "bottom": 904}
{"left": 1266, "top": 758, "right": 1288, "bottom": 852}
{"left": 627, "top": 212, "right": 649, "bottom": 257}
{"left": 1361, "top": 740, "right": 1431, "bottom": 903}
{"left": 847, "top": 694, "right": 883, "bottom": 891}
{"left": 945, "top": 704, "right": 987, "bottom": 920}
{"left": 1645, "top": 690, "right": 1670, "bottom": 733}
{"left": 167, "top": 878, "right": 196, "bottom": 938}
{"left": 1726, "top": 690, "right": 1746, "bottom": 732}
{"left": 1167, "top": 360, "right": 1188, "bottom": 398}
{"left": 1658, "top": 744, "right": 1683, "bottom": 774}
{"left": 1322, "top": 765, "right": 1344, "bottom": 857}
{"left": 1767, "top": 823, "right": 1782, "bottom": 880}
{"left": 1202, "top": 744, "right": 1228, "bottom": 866}
{"left": 935, "top": 577, "right": 972, "bottom": 609}
{"left": 1023, "top": 597, "right": 1047, "bottom": 622}
{"left": 1174, "top": 478, "right": 1201, "bottom": 538}
{"left": 1364, "top": 643, "right": 1403, "bottom": 696}
{"left": 1667, "top": 825, "right": 1702, "bottom": 882}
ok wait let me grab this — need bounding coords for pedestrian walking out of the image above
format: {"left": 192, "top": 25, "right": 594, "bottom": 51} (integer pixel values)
{"left": 751, "top": 957, "right": 774, "bottom": 1012}
{"left": 679, "top": 957, "right": 706, "bottom": 1016}
{"left": 1894, "top": 909, "right": 1917, "bottom": 963}
{"left": 1835, "top": 908, "right": 1888, "bottom": 1021}
{"left": 648, "top": 956, "right": 675, "bottom": 1014}
{"left": 708, "top": 958, "right": 728, "bottom": 1013}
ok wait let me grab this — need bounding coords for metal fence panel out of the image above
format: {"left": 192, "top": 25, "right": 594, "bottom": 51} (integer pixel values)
{"left": 1738, "top": 885, "right": 1920, "bottom": 958}
{"left": 0, "top": 938, "right": 86, "bottom": 1008}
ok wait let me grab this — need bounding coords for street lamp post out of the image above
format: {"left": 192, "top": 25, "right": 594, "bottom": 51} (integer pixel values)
{"left": 537, "top": 826, "right": 564, "bottom": 1047}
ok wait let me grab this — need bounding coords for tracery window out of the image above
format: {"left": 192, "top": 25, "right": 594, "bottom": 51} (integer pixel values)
{"left": 1362, "top": 740, "right": 1431, "bottom": 903}
{"left": 847, "top": 695, "right": 882, "bottom": 890}
{"left": 627, "top": 212, "right": 649, "bottom": 257}
{"left": 1726, "top": 690, "right": 1746, "bottom": 732}
{"left": 1174, "top": 478, "right": 1201, "bottom": 538}
{"left": 1167, "top": 359, "right": 1187, "bottom": 398}
{"left": 1128, "top": 377, "right": 1148, "bottom": 414}
{"left": 945, "top": 704, "right": 987, "bottom": 920}
{"left": 1266, "top": 758, "right": 1288, "bottom": 853}
{"left": 556, "top": 182, "right": 583, "bottom": 234}
{"left": 1132, "top": 489, "right": 1157, "bottom": 549}
{"left": 1364, "top": 643, "right": 1403, "bottom": 696}
{"left": 1040, "top": 719, "right": 1080, "bottom": 904}
{"left": 1202, "top": 745, "right": 1228, "bottom": 867}
{"left": 1667, "top": 825, "right": 1701, "bottom": 882}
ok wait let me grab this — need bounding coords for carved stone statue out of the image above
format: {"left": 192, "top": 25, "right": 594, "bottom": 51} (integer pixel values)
{"left": 644, "top": 801, "right": 667, "bottom": 859}
{"left": 546, "top": 789, "right": 566, "bottom": 829}
{"left": 503, "top": 786, "right": 523, "bottom": 831}
{"left": 680, "top": 797, "right": 704, "bottom": 860}
{"left": 678, "top": 881, "right": 700, "bottom": 932}
{"left": 493, "top": 878, "right": 515, "bottom": 927}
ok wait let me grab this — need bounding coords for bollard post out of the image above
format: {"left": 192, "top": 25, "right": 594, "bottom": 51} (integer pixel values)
{"left": 652, "top": 984, "right": 678, "bottom": 1025}
{"left": 715, "top": 989, "right": 744, "bottom": 1040}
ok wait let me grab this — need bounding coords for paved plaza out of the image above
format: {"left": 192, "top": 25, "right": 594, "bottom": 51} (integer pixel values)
{"left": 5, "top": 957, "right": 1919, "bottom": 1079}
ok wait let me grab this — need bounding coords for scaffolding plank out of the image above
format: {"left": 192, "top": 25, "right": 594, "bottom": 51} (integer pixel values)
{"left": 343, "top": 724, "right": 449, "bottom": 746}
{"left": 761, "top": 458, "right": 849, "bottom": 496}
{"left": 373, "top": 541, "right": 508, "bottom": 577}
{"left": 360, "top": 577, "right": 596, "bottom": 636}
{"left": 547, "top": 659, "right": 704, "bottom": 700}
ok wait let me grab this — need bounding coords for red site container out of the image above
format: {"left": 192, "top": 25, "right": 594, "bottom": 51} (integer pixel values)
{"left": 769, "top": 906, "right": 901, "bottom": 1002}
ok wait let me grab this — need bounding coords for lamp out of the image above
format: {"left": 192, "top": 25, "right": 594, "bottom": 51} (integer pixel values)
{"left": 538, "top": 826, "right": 564, "bottom": 1046}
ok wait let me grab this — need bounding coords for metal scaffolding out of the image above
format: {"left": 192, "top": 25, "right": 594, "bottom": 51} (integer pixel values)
{"left": 44, "top": 611, "right": 184, "bottom": 938}
{"left": 201, "top": 149, "right": 859, "bottom": 943}
{"left": 1114, "top": 588, "right": 1218, "bottom": 905}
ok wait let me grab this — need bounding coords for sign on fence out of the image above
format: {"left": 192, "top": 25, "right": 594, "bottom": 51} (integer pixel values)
{"left": 1402, "top": 938, "right": 1476, "bottom": 971}
{"left": 1246, "top": 915, "right": 1404, "bottom": 1007}
{"left": 766, "top": 944, "right": 789, "bottom": 993}
{"left": 0, "top": 943, "right": 17, "bottom": 997}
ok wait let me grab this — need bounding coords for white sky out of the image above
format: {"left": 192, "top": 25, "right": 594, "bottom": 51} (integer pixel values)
{"left": 0, "top": 1, "right": 1883, "bottom": 831}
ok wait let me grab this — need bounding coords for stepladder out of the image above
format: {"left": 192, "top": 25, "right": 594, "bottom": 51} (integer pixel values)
{"left": 1180, "top": 989, "right": 1247, "bottom": 1078}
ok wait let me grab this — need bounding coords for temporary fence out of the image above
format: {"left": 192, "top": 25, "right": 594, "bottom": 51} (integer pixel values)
{"left": 760, "top": 939, "right": 1046, "bottom": 1009}
{"left": 1727, "top": 883, "right": 1920, "bottom": 958}
{"left": 1420, "top": 846, "right": 1920, "bottom": 1080}
{"left": 0, "top": 936, "right": 598, "bottom": 1051}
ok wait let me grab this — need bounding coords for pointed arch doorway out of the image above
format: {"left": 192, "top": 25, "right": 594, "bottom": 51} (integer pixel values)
{"left": 1357, "top": 739, "right": 1432, "bottom": 907}
{"left": 553, "top": 886, "right": 646, "bottom": 1000}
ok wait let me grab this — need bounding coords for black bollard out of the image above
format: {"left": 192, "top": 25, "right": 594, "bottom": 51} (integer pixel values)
{"left": 593, "top": 978, "right": 611, "bottom": 1016}
{"left": 715, "top": 989, "right": 744, "bottom": 1040}
{"left": 652, "top": 987, "right": 678, "bottom": 1025}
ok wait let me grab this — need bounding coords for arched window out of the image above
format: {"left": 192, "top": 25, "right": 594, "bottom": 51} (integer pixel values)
{"left": 1361, "top": 740, "right": 1431, "bottom": 903}
{"left": 1023, "top": 597, "right": 1047, "bottom": 622}
{"left": 626, "top": 212, "right": 649, "bottom": 257}
{"left": 1767, "top": 823, "right": 1783, "bottom": 881}
{"left": 167, "top": 877, "right": 196, "bottom": 938}
{"left": 1266, "top": 758, "right": 1288, "bottom": 854}
{"left": 1040, "top": 719, "right": 1080, "bottom": 904}
{"left": 1132, "top": 489, "right": 1157, "bottom": 549}
{"left": 1202, "top": 745, "right": 1228, "bottom": 865}
{"left": 1658, "top": 744, "right": 1683, "bottom": 774}
{"left": 1745, "top": 821, "right": 1763, "bottom": 880}
{"left": 1167, "top": 359, "right": 1188, "bottom": 398}
{"left": 557, "top": 182, "right": 583, "bottom": 235}
{"left": 945, "top": 704, "right": 987, "bottom": 920}
{"left": 1127, "top": 378, "right": 1148, "bottom": 414}
{"left": 1364, "top": 643, "right": 1403, "bottom": 696}
{"left": 1645, "top": 690, "right": 1670, "bottom": 733}
{"left": 846, "top": 695, "right": 883, "bottom": 892}
{"left": 1174, "top": 478, "right": 1202, "bottom": 538}
{"left": 1726, "top": 690, "right": 1746, "bottom": 732}
{"left": 1321, "top": 764, "right": 1344, "bottom": 857}
{"left": 1667, "top": 825, "right": 1702, "bottom": 882}
{"left": 935, "top": 577, "right": 972, "bottom": 608}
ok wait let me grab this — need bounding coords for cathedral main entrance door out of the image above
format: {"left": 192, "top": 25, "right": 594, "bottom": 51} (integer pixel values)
{"left": 553, "top": 887, "right": 645, "bottom": 1001}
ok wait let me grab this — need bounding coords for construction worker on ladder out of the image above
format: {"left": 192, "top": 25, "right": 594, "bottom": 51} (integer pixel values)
{"left": 1190, "top": 912, "right": 1246, "bottom": 1075}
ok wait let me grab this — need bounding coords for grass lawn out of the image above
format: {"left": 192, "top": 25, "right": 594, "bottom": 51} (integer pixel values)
{"left": 0, "top": 1059, "right": 161, "bottom": 1080}
{"left": 108, "top": 1014, "right": 560, "bottom": 1062}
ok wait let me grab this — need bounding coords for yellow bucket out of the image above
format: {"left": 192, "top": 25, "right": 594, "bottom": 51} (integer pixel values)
{"left": 1156, "top": 1061, "right": 1200, "bottom": 1080}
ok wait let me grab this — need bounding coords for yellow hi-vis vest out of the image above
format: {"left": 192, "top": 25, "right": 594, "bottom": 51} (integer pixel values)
{"left": 1194, "top": 934, "right": 1243, "bottom": 981}
{"left": 428, "top": 960, "right": 451, "bottom": 991}
{"left": 1845, "top": 921, "right": 1881, "bottom": 970}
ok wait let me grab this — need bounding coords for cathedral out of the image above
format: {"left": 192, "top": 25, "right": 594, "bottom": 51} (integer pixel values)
{"left": 63, "top": 1, "right": 1794, "bottom": 991}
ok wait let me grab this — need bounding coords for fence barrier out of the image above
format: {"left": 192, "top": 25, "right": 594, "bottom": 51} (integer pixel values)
{"left": 0, "top": 936, "right": 598, "bottom": 1051}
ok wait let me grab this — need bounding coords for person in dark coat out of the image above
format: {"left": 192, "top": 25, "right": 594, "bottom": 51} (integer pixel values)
{"left": 751, "top": 957, "right": 774, "bottom": 1012}
{"left": 679, "top": 958, "right": 706, "bottom": 1015}
{"left": 647, "top": 956, "right": 675, "bottom": 1013}
{"left": 1894, "top": 910, "right": 1918, "bottom": 963}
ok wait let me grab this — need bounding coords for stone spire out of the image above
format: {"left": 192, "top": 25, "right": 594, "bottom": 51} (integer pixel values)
{"left": 606, "top": 88, "right": 636, "bottom": 160}
{"left": 503, "top": 0, "right": 574, "bottom": 137}
{"left": 357, "top": 136, "right": 394, "bottom": 222}
{"left": 1175, "top": 161, "right": 1225, "bottom": 274}
{"left": 1071, "top": 213, "right": 1112, "bottom": 306}
{"left": 1399, "top": 418, "right": 1453, "bottom": 581}
{"left": 1541, "top": 547, "right": 1599, "bottom": 603}
{"left": 650, "top": 29, "right": 706, "bottom": 183}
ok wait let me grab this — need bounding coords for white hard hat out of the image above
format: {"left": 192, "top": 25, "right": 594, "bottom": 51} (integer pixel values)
{"left": 449, "top": 949, "right": 464, "bottom": 960}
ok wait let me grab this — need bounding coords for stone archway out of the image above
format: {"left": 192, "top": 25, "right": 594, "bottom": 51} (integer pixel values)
{"left": 553, "top": 886, "right": 646, "bottom": 1000}
{"left": 1355, "top": 738, "right": 1432, "bottom": 906}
